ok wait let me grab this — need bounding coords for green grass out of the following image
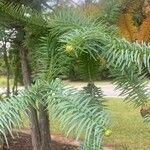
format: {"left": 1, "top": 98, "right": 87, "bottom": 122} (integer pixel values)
{"left": 0, "top": 76, "right": 8, "bottom": 87}
{"left": 104, "top": 98, "right": 150, "bottom": 150}
{"left": 0, "top": 76, "right": 13, "bottom": 87}
{"left": 22, "top": 99, "right": 150, "bottom": 150}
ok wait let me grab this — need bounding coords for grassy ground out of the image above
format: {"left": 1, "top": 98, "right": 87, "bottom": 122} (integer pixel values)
{"left": 12, "top": 92, "right": 150, "bottom": 149}
{"left": 0, "top": 76, "right": 8, "bottom": 87}
{"left": 104, "top": 98, "right": 150, "bottom": 150}
{"left": 0, "top": 76, "right": 13, "bottom": 87}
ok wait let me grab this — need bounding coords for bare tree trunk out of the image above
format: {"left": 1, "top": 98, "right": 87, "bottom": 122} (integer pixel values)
{"left": 19, "top": 44, "right": 41, "bottom": 150}
{"left": 0, "top": 136, "right": 3, "bottom": 150}
{"left": 39, "top": 103, "right": 51, "bottom": 150}
{"left": 12, "top": 64, "right": 19, "bottom": 95}
{"left": 3, "top": 41, "right": 10, "bottom": 97}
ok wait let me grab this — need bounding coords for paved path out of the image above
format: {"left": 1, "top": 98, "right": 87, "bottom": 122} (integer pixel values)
{"left": 1, "top": 80, "right": 150, "bottom": 98}
{"left": 63, "top": 80, "right": 150, "bottom": 98}
{"left": 63, "top": 80, "right": 122, "bottom": 97}
{"left": 0, "top": 81, "right": 122, "bottom": 97}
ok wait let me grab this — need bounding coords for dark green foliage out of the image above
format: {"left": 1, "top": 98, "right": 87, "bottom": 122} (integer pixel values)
{"left": 83, "top": 82, "right": 103, "bottom": 99}
{"left": 83, "top": 82, "right": 106, "bottom": 109}
{"left": 100, "top": 0, "right": 122, "bottom": 24}
{"left": 0, "top": 0, "right": 47, "bottom": 29}
{"left": 77, "top": 54, "right": 100, "bottom": 81}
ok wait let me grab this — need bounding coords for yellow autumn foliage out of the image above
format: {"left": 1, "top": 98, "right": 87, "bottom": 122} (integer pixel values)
{"left": 136, "top": 18, "right": 150, "bottom": 42}
{"left": 118, "top": 13, "right": 137, "bottom": 42}
{"left": 118, "top": 0, "right": 150, "bottom": 43}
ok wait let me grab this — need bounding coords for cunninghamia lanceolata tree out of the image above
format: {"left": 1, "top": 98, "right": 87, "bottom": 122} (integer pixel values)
{"left": 0, "top": 0, "right": 150, "bottom": 149}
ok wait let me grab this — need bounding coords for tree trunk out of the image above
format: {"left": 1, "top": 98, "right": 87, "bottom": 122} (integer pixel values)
{"left": 3, "top": 41, "right": 10, "bottom": 97}
{"left": 30, "top": 2, "right": 52, "bottom": 150}
{"left": 39, "top": 103, "right": 51, "bottom": 150}
{"left": 19, "top": 44, "right": 41, "bottom": 150}
{"left": 12, "top": 64, "right": 19, "bottom": 95}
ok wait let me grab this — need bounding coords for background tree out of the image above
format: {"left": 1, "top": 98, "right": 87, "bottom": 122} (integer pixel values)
{"left": 0, "top": 27, "right": 16, "bottom": 97}
{"left": 102, "top": 0, "right": 150, "bottom": 43}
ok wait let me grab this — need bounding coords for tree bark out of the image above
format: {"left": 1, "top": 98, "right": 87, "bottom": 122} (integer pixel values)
{"left": 19, "top": 43, "right": 41, "bottom": 150}
{"left": 12, "top": 60, "right": 19, "bottom": 95}
{"left": 0, "top": 135, "right": 3, "bottom": 150}
{"left": 39, "top": 103, "right": 51, "bottom": 150}
{"left": 3, "top": 41, "right": 10, "bottom": 97}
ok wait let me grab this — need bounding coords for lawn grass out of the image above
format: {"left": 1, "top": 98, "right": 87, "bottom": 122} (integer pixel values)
{"left": 104, "top": 98, "right": 150, "bottom": 150}
{"left": 22, "top": 99, "right": 150, "bottom": 150}
{"left": 0, "top": 76, "right": 8, "bottom": 87}
{"left": 0, "top": 76, "right": 13, "bottom": 87}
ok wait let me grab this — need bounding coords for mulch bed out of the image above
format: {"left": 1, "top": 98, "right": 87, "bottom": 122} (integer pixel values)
{"left": 3, "top": 132, "right": 79, "bottom": 150}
